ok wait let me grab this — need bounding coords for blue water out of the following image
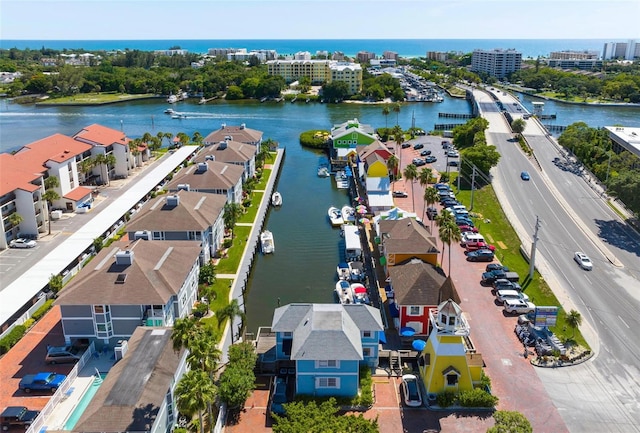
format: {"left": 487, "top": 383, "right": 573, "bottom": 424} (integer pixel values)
{"left": 0, "top": 39, "right": 612, "bottom": 59}
{"left": 62, "top": 374, "right": 105, "bottom": 430}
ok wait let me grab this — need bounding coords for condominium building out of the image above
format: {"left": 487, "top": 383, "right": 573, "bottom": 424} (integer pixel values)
{"left": 266, "top": 60, "right": 363, "bottom": 94}
{"left": 546, "top": 59, "right": 603, "bottom": 70}
{"left": 427, "top": 51, "right": 449, "bottom": 62}
{"left": 602, "top": 40, "right": 639, "bottom": 60}
{"left": 330, "top": 62, "right": 363, "bottom": 95}
{"left": 470, "top": 48, "right": 522, "bottom": 79}
{"left": 549, "top": 50, "right": 599, "bottom": 60}
{"left": 356, "top": 51, "right": 376, "bottom": 63}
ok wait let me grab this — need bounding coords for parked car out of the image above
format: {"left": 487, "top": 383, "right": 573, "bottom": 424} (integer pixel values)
{"left": 446, "top": 150, "right": 459, "bottom": 158}
{"left": 441, "top": 140, "right": 450, "bottom": 148}
{"left": 420, "top": 149, "right": 432, "bottom": 156}
{"left": 413, "top": 143, "right": 424, "bottom": 150}
{"left": 392, "top": 191, "right": 408, "bottom": 198}
{"left": 466, "top": 249, "right": 495, "bottom": 262}
{"left": 457, "top": 224, "right": 478, "bottom": 233}
{"left": 425, "top": 155, "right": 437, "bottom": 163}
{"left": 492, "top": 278, "right": 518, "bottom": 291}
{"left": 496, "top": 289, "right": 530, "bottom": 303}
{"left": 400, "top": 374, "right": 422, "bottom": 407}
{"left": 466, "top": 241, "right": 495, "bottom": 252}
{"left": 486, "top": 263, "right": 509, "bottom": 272}
{"left": 413, "top": 159, "right": 426, "bottom": 166}
{"left": 19, "top": 372, "right": 66, "bottom": 393}
{"left": 45, "top": 345, "right": 82, "bottom": 364}
{"left": 448, "top": 160, "right": 459, "bottom": 167}
{"left": 503, "top": 299, "right": 536, "bottom": 315}
{"left": 9, "top": 238, "right": 37, "bottom": 249}
{"left": 573, "top": 252, "right": 593, "bottom": 270}
{"left": 401, "top": 143, "right": 411, "bottom": 149}
{"left": 482, "top": 270, "right": 520, "bottom": 285}
{"left": 1, "top": 406, "right": 39, "bottom": 431}
{"left": 520, "top": 171, "right": 530, "bottom": 181}
{"left": 270, "top": 377, "right": 288, "bottom": 416}
{"left": 426, "top": 207, "right": 438, "bottom": 220}
{"left": 434, "top": 183, "right": 450, "bottom": 191}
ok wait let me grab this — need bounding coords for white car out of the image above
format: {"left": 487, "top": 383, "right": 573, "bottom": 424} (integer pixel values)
{"left": 574, "top": 252, "right": 593, "bottom": 270}
{"left": 9, "top": 238, "right": 37, "bottom": 249}
{"left": 496, "top": 289, "right": 530, "bottom": 303}
{"left": 400, "top": 374, "right": 422, "bottom": 407}
{"left": 503, "top": 299, "right": 536, "bottom": 315}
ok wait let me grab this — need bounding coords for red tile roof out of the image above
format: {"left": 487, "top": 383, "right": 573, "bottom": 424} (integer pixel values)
{"left": 0, "top": 154, "right": 41, "bottom": 196}
{"left": 64, "top": 186, "right": 94, "bottom": 202}
{"left": 73, "top": 123, "right": 129, "bottom": 147}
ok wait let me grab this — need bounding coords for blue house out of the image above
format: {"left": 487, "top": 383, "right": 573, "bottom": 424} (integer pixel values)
{"left": 271, "top": 303, "right": 384, "bottom": 398}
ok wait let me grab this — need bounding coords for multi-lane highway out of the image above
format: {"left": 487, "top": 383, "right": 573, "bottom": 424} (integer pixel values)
{"left": 474, "top": 88, "right": 640, "bottom": 432}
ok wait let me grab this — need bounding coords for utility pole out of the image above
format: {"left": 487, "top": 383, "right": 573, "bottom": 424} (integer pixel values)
{"left": 470, "top": 166, "right": 476, "bottom": 211}
{"left": 457, "top": 157, "right": 461, "bottom": 191}
{"left": 529, "top": 216, "right": 541, "bottom": 279}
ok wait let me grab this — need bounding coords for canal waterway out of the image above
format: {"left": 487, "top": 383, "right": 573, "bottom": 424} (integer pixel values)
{"left": 0, "top": 95, "right": 637, "bottom": 333}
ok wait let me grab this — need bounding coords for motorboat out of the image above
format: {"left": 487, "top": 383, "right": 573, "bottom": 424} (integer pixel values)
{"left": 271, "top": 191, "right": 282, "bottom": 207}
{"left": 328, "top": 206, "right": 344, "bottom": 227}
{"left": 167, "top": 94, "right": 178, "bottom": 104}
{"left": 351, "top": 283, "right": 371, "bottom": 305}
{"left": 260, "top": 230, "right": 275, "bottom": 254}
{"left": 335, "top": 280, "right": 354, "bottom": 304}
{"left": 341, "top": 205, "right": 355, "bottom": 224}
{"left": 335, "top": 170, "right": 349, "bottom": 189}
{"left": 348, "top": 261, "right": 365, "bottom": 282}
{"left": 317, "top": 166, "right": 330, "bottom": 177}
{"left": 336, "top": 262, "right": 351, "bottom": 280}
{"left": 164, "top": 108, "right": 175, "bottom": 114}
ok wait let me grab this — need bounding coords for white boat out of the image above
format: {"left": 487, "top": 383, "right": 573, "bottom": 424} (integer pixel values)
{"left": 164, "top": 108, "right": 175, "bottom": 114}
{"left": 260, "top": 230, "right": 275, "bottom": 254}
{"left": 328, "top": 206, "right": 344, "bottom": 227}
{"left": 335, "top": 280, "right": 354, "bottom": 304}
{"left": 335, "top": 170, "right": 349, "bottom": 189}
{"left": 341, "top": 205, "right": 355, "bottom": 224}
{"left": 317, "top": 166, "right": 330, "bottom": 177}
{"left": 167, "top": 94, "right": 178, "bottom": 104}
{"left": 337, "top": 262, "right": 351, "bottom": 280}
{"left": 348, "top": 261, "right": 365, "bottom": 282}
{"left": 351, "top": 283, "right": 371, "bottom": 305}
{"left": 271, "top": 191, "right": 282, "bottom": 207}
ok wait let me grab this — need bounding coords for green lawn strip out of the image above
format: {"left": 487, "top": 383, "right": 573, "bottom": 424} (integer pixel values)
{"left": 201, "top": 279, "right": 232, "bottom": 338}
{"left": 37, "top": 92, "right": 156, "bottom": 105}
{"left": 238, "top": 191, "right": 263, "bottom": 223}
{"left": 266, "top": 152, "right": 277, "bottom": 164}
{"left": 215, "top": 226, "right": 252, "bottom": 274}
{"left": 255, "top": 168, "right": 272, "bottom": 190}
{"left": 454, "top": 185, "right": 589, "bottom": 349}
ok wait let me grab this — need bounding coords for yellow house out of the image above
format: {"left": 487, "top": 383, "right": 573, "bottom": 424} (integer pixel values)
{"left": 418, "top": 299, "right": 484, "bottom": 395}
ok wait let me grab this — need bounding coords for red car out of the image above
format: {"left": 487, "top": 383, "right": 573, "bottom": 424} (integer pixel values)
{"left": 458, "top": 225, "right": 478, "bottom": 233}
{"left": 466, "top": 241, "right": 496, "bottom": 252}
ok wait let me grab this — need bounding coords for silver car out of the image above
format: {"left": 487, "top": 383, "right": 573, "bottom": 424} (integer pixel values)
{"left": 10, "top": 238, "right": 37, "bottom": 249}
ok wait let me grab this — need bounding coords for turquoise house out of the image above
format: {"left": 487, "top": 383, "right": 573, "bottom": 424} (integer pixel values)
{"left": 271, "top": 303, "right": 384, "bottom": 398}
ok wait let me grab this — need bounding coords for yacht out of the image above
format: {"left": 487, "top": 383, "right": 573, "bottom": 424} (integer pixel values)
{"left": 271, "top": 191, "right": 283, "bottom": 207}
{"left": 260, "top": 230, "right": 275, "bottom": 254}
{"left": 328, "top": 207, "right": 344, "bottom": 227}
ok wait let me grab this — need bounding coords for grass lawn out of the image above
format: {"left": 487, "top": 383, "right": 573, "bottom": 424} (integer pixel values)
{"left": 37, "top": 92, "right": 157, "bottom": 105}
{"left": 453, "top": 183, "right": 589, "bottom": 349}
{"left": 255, "top": 169, "right": 272, "bottom": 190}
{"left": 201, "top": 279, "right": 232, "bottom": 338}
{"left": 238, "top": 192, "right": 264, "bottom": 223}
{"left": 215, "top": 226, "right": 252, "bottom": 275}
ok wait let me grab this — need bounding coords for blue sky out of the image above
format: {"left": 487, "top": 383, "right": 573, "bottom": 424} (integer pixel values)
{"left": 1, "top": 0, "right": 638, "bottom": 40}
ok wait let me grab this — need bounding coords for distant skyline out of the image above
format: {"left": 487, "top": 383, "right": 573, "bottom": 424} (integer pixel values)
{"left": 1, "top": 0, "right": 638, "bottom": 41}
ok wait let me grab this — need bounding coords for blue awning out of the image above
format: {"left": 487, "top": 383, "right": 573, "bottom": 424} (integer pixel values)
{"left": 400, "top": 326, "right": 416, "bottom": 337}
{"left": 379, "top": 332, "right": 387, "bottom": 344}
{"left": 412, "top": 339, "right": 427, "bottom": 351}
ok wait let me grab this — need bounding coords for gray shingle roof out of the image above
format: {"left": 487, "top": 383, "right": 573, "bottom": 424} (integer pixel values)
{"left": 271, "top": 303, "right": 383, "bottom": 361}
{"left": 203, "top": 124, "right": 263, "bottom": 145}
{"left": 195, "top": 140, "right": 256, "bottom": 165}
{"left": 166, "top": 160, "right": 244, "bottom": 191}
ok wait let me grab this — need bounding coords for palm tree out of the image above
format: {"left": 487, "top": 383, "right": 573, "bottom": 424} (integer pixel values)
{"left": 78, "top": 158, "right": 95, "bottom": 184}
{"left": 171, "top": 316, "right": 200, "bottom": 352}
{"left": 43, "top": 176, "right": 60, "bottom": 235}
{"left": 164, "top": 132, "right": 174, "bottom": 148}
{"left": 424, "top": 187, "right": 440, "bottom": 233}
{"left": 186, "top": 327, "right": 221, "bottom": 374}
{"left": 382, "top": 104, "right": 391, "bottom": 129}
{"left": 418, "top": 167, "right": 433, "bottom": 216}
{"left": 437, "top": 215, "right": 461, "bottom": 277}
{"left": 175, "top": 369, "right": 217, "bottom": 433}
{"left": 215, "top": 299, "right": 246, "bottom": 343}
{"left": 566, "top": 309, "right": 583, "bottom": 338}
{"left": 192, "top": 131, "right": 204, "bottom": 146}
{"left": 223, "top": 202, "right": 244, "bottom": 240}
{"left": 392, "top": 125, "right": 404, "bottom": 171}
{"left": 403, "top": 164, "right": 418, "bottom": 212}
{"left": 386, "top": 154, "right": 399, "bottom": 183}
{"left": 392, "top": 102, "right": 401, "bottom": 126}
{"left": 8, "top": 213, "right": 22, "bottom": 236}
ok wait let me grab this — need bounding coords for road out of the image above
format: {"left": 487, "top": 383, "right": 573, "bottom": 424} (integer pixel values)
{"left": 474, "top": 88, "right": 640, "bottom": 432}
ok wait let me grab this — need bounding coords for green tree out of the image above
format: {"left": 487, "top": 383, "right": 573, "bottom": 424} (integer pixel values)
{"left": 199, "top": 262, "right": 216, "bottom": 286}
{"left": 273, "top": 398, "right": 379, "bottom": 433}
{"left": 418, "top": 167, "right": 433, "bottom": 217}
{"left": 7, "top": 213, "right": 22, "bottom": 236}
{"left": 171, "top": 316, "right": 200, "bottom": 352}
{"left": 460, "top": 145, "right": 501, "bottom": 177}
{"left": 403, "top": 163, "right": 418, "bottom": 212}
{"left": 217, "top": 342, "right": 257, "bottom": 411}
{"left": 175, "top": 369, "right": 217, "bottom": 433}
{"left": 423, "top": 186, "right": 440, "bottom": 233}
{"left": 43, "top": 176, "right": 60, "bottom": 235}
{"left": 566, "top": 309, "right": 583, "bottom": 338}
{"left": 215, "top": 299, "right": 246, "bottom": 343}
{"left": 78, "top": 158, "right": 95, "bottom": 183}
{"left": 48, "top": 273, "right": 63, "bottom": 294}
{"left": 487, "top": 410, "right": 532, "bottom": 433}
{"left": 392, "top": 102, "right": 401, "bottom": 125}
{"left": 185, "top": 327, "right": 221, "bottom": 375}
{"left": 511, "top": 118, "right": 527, "bottom": 138}
{"left": 382, "top": 104, "right": 390, "bottom": 129}
{"left": 436, "top": 211, "right": 460, "bottom": 276}
{"left": 392, "top": 125, "right": 404, "bottom": 170}
{"left": 223, "top": 202, "right": 244, "bottom": 239}
{"left": 386, "top": 154, "right": 399, "bottom": 183}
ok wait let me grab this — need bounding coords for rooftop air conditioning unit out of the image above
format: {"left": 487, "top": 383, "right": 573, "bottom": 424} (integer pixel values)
{"left": 224, "top": 135, "right": 232, "bottom": 141}
{"left": 197, "top": 162, "right": 208, "bottom": 172}
{"left": 134, "top": 230, "right": 152, "bottom": 241}
{"left": 218, "top": 141, "right": 227, "bottom": 150}
{"left": 177, "top": 184, "right": 190, "bottom": 191}
{"left": 115, "top": 250, "right": 134, "bottom": 266}
{"left": 166, "top": 195, "right": 180, "bottom": 207}
{"left": 205, "top": 155, "right": 215, "bottom": 161}
{"left": 240, "top": 123, "right": 245, "bottom": 129}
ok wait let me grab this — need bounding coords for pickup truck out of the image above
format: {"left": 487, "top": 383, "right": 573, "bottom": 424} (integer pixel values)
{"left": 1, "top": 406, "right": 40, "bottom": 430}
{"left": 19, "top": 372, "right": 66, "bottom": 393}
{"left": 481, "top": 269, "right": 520, "bottom": 285}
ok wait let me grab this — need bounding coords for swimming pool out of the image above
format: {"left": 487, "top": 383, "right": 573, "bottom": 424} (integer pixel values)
{"left": 63, "top": 374, "right": 106, "bottom": 430}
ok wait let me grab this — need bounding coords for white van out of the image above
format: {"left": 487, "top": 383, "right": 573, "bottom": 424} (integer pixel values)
{"left": 461, "top": 233, "right": 484, "bottom": 246}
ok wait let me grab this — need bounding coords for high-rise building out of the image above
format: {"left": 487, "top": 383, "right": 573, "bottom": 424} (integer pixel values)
{"left": 470, "top": 49, "right": 522, "bottom": 79}
{"left": 602, "top": 40, "right": 639, "bottom": 60}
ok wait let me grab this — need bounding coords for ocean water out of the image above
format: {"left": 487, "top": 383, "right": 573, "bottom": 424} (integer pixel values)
{"left": 0, "top": 39, "right": 612, "bottom": 59}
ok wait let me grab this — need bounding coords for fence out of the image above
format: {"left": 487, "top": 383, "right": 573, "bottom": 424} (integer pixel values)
{"left": 0, "top": 292, "right": 49, "bottom": 340}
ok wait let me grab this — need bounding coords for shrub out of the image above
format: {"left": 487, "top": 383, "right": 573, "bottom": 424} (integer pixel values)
{"left": 436, "top": 390, "right": 457, "bottom": 408}
{"left": 357, "top": 369, "right": 374, "bottom": 407}
{"left": 23, "top": 319, "right": 35, "bottom": 329}
{"left": 32, "top": 299, "right": 55, "bottom": 320}
{"left": 223, "top": 239, "right": 233, "bottom": 249}
{"left": 458, "top": 388, "right": 498, "bottom": 408}
{"left": 0, "top": 324, "right": 26, "bottom": 355}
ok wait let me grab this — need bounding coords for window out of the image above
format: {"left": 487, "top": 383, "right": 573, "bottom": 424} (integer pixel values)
{"left": 363, "top": 347, "right": 372, "bottom": 357}
{"left": 283, "top": 332, "right": 292, "bottom": 338}
{"left": 362, "top": 331, "right": 372, "bottom": 338}
{"left": 316, "top": 360, "right": 339, "bottom": 368}
{"left": 409, "top": 306, "right": 421, "bottom": 316}
{"left": 93, "top": 305, "right": 109, "bottom": 314}
{"left": 316, "top": 377, "right": 339, "bottom": 388}
{"left": 446, "top": 374, "right": 459, "bottom": 386}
